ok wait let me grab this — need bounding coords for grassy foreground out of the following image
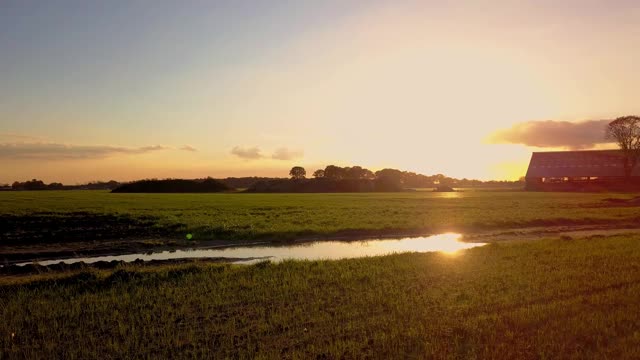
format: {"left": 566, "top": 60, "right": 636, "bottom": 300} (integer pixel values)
{"left": 2, "top": 191, "right": 640, "bottom": 246}
{"left": 2, "top": 235, "right": 639, "bottom": 359}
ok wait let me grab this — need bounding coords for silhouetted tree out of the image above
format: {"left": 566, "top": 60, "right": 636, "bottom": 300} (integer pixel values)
{"left": 22, "top": 179, "right": 47, "bottom": 190}
{"left": 375, "top": 169, "right": 404, "bottom": 184}
{"left": 346, "top": 166, "right": 375, "bottom": 180}
{"left": 324, "top": 165, "right": 345, "bottom": 180}
{"left": 373, "top": 168, "right": 404, "bottom": 190}
{"left": 112, "top": 178, "right": 230, "bottom": 193}
{"left": 289, "top": 166, "right": 306, "bottom": 180}
{"left": 362, "top": 169, "right": 375, "bottom": 180}
{"left": 312, "top": 169, "right": 325, "bottom": 178}
{"left": 47, "top": 182, "right": 64, "bottom": 190}
{"left": 606, "top": 116, "right": 640, "bottom": 179}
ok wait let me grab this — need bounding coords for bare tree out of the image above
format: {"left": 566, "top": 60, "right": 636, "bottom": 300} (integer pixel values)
{"left": 289, "top": 166, "right": 306, "bottom": 180}
{"left": 606, "top": 116, "right": 640, "bottom": 179}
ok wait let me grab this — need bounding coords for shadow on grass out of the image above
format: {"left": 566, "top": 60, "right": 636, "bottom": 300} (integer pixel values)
{"left": 0, "top": 264, "right": 221, "bottom": 293}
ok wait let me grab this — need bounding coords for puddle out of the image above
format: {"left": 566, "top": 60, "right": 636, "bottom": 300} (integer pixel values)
{"left": 13, "top": 233, "right": 485, "bottom": 266}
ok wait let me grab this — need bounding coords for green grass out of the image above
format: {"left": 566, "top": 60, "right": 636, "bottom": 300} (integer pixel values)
{"left": 1, "top": 234, "right": 639, "bottom": 359}
{"left": 1, "top": 190, "right": 639, "bottom": 244}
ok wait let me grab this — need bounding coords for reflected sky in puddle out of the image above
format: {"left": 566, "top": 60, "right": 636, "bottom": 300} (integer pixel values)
{"left": 15, "top": 233, "right": 485, "bottom": 266}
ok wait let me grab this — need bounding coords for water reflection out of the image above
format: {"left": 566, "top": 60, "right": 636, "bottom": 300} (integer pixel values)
{"left": 433, "top": 192, "right": 462, "bottom": 199}
{"left": 15, "top": 233, "right": 485, "bottom": 266}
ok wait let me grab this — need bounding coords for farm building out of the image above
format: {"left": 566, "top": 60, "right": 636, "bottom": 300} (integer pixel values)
{"left": 525, "top": 150, "right": 640, "bottom": 191}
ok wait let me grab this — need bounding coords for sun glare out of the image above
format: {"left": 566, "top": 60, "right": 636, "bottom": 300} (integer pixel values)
{"left": 434, "top": 192, "right": 463, "bottom": 199}
{"left": 428, "top": 233, "right": 480, "bottom": 255}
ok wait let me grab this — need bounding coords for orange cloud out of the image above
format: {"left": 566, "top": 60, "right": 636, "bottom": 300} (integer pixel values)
{"left": 489, "top": 120, "right": 613, "bottom": 149}
{"left": 0, "top": 143, "right": 171, "bottom": 160}
{"left": 180, "top": 145, "right": 197, "bottom": 152}
{"left": 271, "top": 147, "right": 303, "bottom": 160}
{"left": 231, "top": 146, "right": 303, "bottom": 161}
{"left": 231, "top": 146, "right": 263, "bottom": 160}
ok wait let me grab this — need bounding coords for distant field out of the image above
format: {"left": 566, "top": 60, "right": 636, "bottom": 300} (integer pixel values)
{"left": 2, "top": 234, "right": 639, "bottom": 358}
{"left": 1, "top": 190, "right": 640, "bottom": 245}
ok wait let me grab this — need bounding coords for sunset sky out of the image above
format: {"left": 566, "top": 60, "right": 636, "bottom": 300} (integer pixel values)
{"left": 2, "top": 0, "right": 639, "bottom": 184}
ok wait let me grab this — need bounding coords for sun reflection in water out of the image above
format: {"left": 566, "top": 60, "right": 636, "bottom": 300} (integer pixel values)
{"left": 374, "top": 233, "right": 476, "bottom": 256}
{"left": 434, "top": 192, "right": 463, "bottom": 199}
{"left": 14, "top": 233, "right": 485, "bottom": 266}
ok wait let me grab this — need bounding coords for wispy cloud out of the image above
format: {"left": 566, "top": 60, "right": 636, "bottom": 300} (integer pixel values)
{"left": 231, "top": 146, "right": 304, "bottom": 161}
{"left": 0, "top": 143, "right": 170, "bottom": 160}
{"left": 0, "top": 133, "right": 47, "bottom": 142}
{"left": 180, "top": 145, "right": 197, "bottom": 152}
{"left": 230, "top": 146, "right": 263, "bottom": 160}
{"left": 271, "top": 147, "right": 303, "bottom": 160}
{"left": 489, "top": 119, "right": 612, "bottom": 149}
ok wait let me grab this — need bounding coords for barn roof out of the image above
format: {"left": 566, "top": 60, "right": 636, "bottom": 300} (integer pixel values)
{"left": 525, "top": 150, "right": 640, "bottom": 178}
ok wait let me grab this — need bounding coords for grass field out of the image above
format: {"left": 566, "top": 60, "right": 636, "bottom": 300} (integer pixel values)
{"left": 2, "top": 190, "right": 639, "bottom": 246}
{"left": 2, "top": 191, "right": 640, "bottom": 358}
{"left": 2, "top": 234, "right": 639, "bottom": 359}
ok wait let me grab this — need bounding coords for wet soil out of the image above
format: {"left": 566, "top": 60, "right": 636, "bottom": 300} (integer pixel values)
{"left": 0, "top": 212, "right": 182, "bottom": 245}
{"left": 0, "top": 257, "right": 268, "bottom": 276}
{"left": 3, "top": 209, "right": 640, "bottom": 266}
{"left": 3, "top": 221, "right": 640, "bottom": 269}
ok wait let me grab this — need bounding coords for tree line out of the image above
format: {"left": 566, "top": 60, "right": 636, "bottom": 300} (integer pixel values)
{"left": 111, "top": 178, "right": 229, "bottom": 193}
{"left": 290, "top": 165, "right": 521, "bottom": 188}
{"left": 9, "top": 179, "right": 120, "bottom": 191}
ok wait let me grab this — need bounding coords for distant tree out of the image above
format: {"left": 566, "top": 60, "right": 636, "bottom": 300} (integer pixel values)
{"left": 324, "top": 165, "right": 346, "bottom": 180}
{"left": 345, "top": 166, "right": 358, "bottom": 179}
{"left": 312, "top": 169, "right": 325, "bottom": 178}
{"left": 432, "top": 173, "right": 453, "bottom": 185}
{"left": 47, "top": 182, "right": 64, "bottom": 190}
{"left": 345, "top": 166, "right": 375, "bottom": 180}
{"left": 606, "top": 116, "right": 640, "bottom": 179}
{"left": 375, "top": 169, "right": 404, "bottom": 184}
{"left": 342, "top": 166, "right": 352, "bottom": 178}
{"left": 23, "top": 179, "right": 46, "bottom": 190}
{"left": 373, "top": 168, "right": 404, "bottom": 190}
{"left": 111, "top": 178, "right": 230, "bottom": 193}
{"left": 289, "top": 166, "right": 306, "bottom": 180}
{"left": 361, "top": 168, "right": 375, "bottom": 180}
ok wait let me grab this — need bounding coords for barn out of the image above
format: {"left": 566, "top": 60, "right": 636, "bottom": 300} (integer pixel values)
{"left": 525, "top": 149, "right": 640, "bottom": 191}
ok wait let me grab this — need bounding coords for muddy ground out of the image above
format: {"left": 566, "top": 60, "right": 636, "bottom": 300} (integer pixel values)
{"left": 3, "top": 220, "right": 640, "bottom": 268}
{"left": 3, "top": 197, "right": 640, "bottom": 266}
